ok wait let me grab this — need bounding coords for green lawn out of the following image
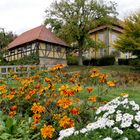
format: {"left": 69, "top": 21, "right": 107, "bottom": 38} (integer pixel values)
{"left": 67, "top": 65, "right": 140, "bottom": 103}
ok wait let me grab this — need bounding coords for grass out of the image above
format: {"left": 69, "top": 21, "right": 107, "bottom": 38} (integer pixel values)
{"left": 67, "top": 65, "right": 140, "bottom": 103}
{"left": 67, "top": 65, "right": 137, "bottom": 73}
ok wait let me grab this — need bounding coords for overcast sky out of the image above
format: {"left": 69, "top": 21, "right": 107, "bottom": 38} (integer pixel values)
{"left": 0, "top": 0, "right": 139, "bottom": 35}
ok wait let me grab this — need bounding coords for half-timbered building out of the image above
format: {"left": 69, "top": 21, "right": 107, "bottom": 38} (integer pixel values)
{"left": 4, "top": 25, "right": 68, "bottom": 65}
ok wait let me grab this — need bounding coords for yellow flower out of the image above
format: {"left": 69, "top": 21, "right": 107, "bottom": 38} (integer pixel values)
{"left": 73, "top": 85, "right": 82, "bottom": 92}
{"left": 120, "top": 93, "right": 129, "bottom": 97}
{"left": 41, "top": 124, "right": 55, "bottom": 139}
{"left": 59, "top": 116, "right": 74, "bottom": 128}
{"left": 90, "top": 68, "right": 100, "bottom": 78}
{"left": 107, "top": 81, "right": 115, "bottom": 87}
{"left": 88, "top": 96, "right": 97, "bottom": 102}
{"left": 53, "top": 114, "right": 61, "bottom": 120}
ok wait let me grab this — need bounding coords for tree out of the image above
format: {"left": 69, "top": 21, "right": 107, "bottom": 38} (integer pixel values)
{"left": 0, "top": 29, "right": 17, "bottom": 65}
{"left": 0, "top": 29, "right": 17, "bottom": 49}
{"left": 44, "top": 0, "right": 118, "bottom": 65}
{"left": 115, "top": 12, "right": 140, "bottom": 58}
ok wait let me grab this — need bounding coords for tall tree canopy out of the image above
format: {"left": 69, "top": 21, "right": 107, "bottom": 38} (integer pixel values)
{"left": 115, "top": 12, "right": 140, "bottom": 58}
{"left": 44, "top": 0, "right": 118, "bottom": 65}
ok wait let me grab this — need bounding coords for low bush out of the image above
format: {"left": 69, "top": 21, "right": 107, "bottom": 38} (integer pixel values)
{"left": 67, "top": 55, "right": 78, "bottom": 65}
{"left": 129, "top": 58, "right": 140, "bottom": 70}
{"left": 98, "top": 56, "right": 115, "bottom": 66}
{"left": 83, "top": 56, "right": 115, "bottom": 66}
{"left": 118, "top": 59, "right": 129, "bottom": 65}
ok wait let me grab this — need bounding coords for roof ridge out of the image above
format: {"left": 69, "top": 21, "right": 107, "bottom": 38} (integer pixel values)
{"left": 38, "top": 25, "right": 45, "bottom": 39}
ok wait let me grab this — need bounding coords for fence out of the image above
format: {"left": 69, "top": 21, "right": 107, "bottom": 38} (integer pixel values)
{"left": 0, "top": 65, "right": 52, "bottom": 77}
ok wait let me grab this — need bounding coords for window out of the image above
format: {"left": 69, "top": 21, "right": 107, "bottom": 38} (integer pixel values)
{"left": 17, "top": 47, "right": 23, "bottom": 52}
{"left": 56, "top": 46, "right": 61, "bottom": 52}
{"left": 10, "top": 50, "right": 15, "bottom": 54}
{"left": 27, "top": 45, "right": 31, "bottom": 51}
{"left": 112, "top": 34, "right": 117, "bottom": 42}
{"left": 98, "top": 33, "right": 104, "bottom": 42}
{"left": 46, "top": 44, "right": 52, "bottom": 51}
{"left": 100, "top": 48, "right": 107, "bottom": 57}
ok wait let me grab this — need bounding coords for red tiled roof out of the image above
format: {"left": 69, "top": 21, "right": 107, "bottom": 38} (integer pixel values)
{"left": 8, "top": 25, "right": 68, "bottom": 49}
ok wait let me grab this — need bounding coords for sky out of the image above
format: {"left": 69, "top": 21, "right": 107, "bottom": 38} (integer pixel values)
{"left": 0, "top": 0, "right": 140, "bottom": 35}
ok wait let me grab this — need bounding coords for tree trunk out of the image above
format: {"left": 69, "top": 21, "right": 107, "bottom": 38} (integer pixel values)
{"left": 78, "top": 39, "right": 84, "bottom": 66}
{"left": 78, "top": 49, "right": 83, "bottom": 66}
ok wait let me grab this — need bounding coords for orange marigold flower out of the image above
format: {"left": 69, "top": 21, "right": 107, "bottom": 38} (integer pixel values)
{"left": 107, "top": 81, "right": 115, "bottom": 87}
{"left": 59, "top": 116, "right": 74, "bottom": 128}
{"left": 31, "top": 103, "right": 45, "bottom": 114}
{"left": 57, "top": 98, "right": 72, "bottom": 109}
{"left": 41, "top": 124, "right": 55, "bottom": 139}
{"left": 10, "top": 105, "right": 17, "bottom": 111}
{"left": 0, "top": 85, "right": 6, "bottom": 91}
{"left": 90, "top": 69, "right": 100, "bottom": 78}
{"left": 99, "top": 74, "right": 108, "bottom": 83}
{"left": 35, "top": 83, "right": 42, "bottom": 89}
{"left": 73, "top": 85, "right": 82, "bottom": 92}
{"left": 70, "top": 108, "right": 79, "bottom": 115}
{"left": 69, "top": 78, "right": 76, "bottom": 83}
{"left": 31, "top": 125, "right": 37, "bottom": 129}
{"left": 87, "top": 87, "right": 93, "bottom": 93}
{"left": 100, "top": 101, "right": 108, "bottom": 105}
{"left": 62, "top": 89, "right": 75, "bottom": 96}
{"left": 44, "top": 77, "right": 52, "bottom": 83}
{"left": 32, "top": 113, "right": 41, "bottom": 119}
{"left": 9, "top": 111, "right": 16, "bottom": 117}
{"left": 88, "top": 96, "right": 97, "bottom": 102}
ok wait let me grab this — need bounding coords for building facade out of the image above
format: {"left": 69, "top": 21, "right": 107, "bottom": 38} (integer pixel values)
{"left": 83, "top": 23, "right": 132, "bottom": 59}
{"left": 4, "top": 25, "right": 68, "bottom": 65}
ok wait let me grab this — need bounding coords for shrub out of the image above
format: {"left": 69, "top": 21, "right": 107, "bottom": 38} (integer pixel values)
{"left": 8, "top": 52, "right": 39, "bottom": 65}
{"left": 118, "top": 59, "right": 129, "bottom": 65}
{"left": 129, "top": 58, "right": 140, "bottom": 70}
{"left": 83, "top": 59, "right": 91, "bottom": 66}
{"left": 98, "top": 56, "right": 115, "bottom": 66}
{"left": 67, "top": 55, "right": 78, "bottom": 65}
{"left": 83, "top": 56, "right": 115, "bottom": 66}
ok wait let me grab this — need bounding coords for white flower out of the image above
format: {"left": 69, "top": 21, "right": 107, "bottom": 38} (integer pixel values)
{"left": 103, "top": 137, "right": 112, "bottom": 140}
{"left": 106, "top": 120, "right": 114, "bottom": 127}
{"left": 132, "top": 104, "right": 140, "bottom": 111}
{"left": 137, "top": 127, "right": 140, "bottom": 132}
{"left": 113, "top": 127, "right": 123, "bottom": 134}
{"left": 80, "top": 128, "right": 88, "bottom": 134}
{"left": 59, "top": 127, "right": 75, "bottom": 139}
{"left": 133, "top": 124, "right": 139, "bottom": 128}
{"left": 121, "top": 98, "right": 128, "bottom": 105}
{"left": 74, "top": 131, "right": 79, "bottom": 135}
{"left": 116, "top": 113, "right": 122, "bottom": 122}
{"left": 121, "top": 120, "right": 132, "bottom": 128}
{"left": 135, "top": 111, "right": 140, "bottom": 122}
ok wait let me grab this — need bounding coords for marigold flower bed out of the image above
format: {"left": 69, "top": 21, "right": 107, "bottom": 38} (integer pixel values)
{"left": 0, "top": 64, "right": 138, "bottom": 139}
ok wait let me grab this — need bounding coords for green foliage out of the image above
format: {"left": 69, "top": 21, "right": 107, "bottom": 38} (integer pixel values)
{"left": 0, "top": 29, "right": 17, "bottom": 49}
{"left": 115, "top": 12, "right": 140, "bottom": 55}
{"left": 8, "top": 52, "right": 39, "bottom": 65}
{"left": 44, "top": 0, "right": 118, "bottom": 65}
{"left": 118, "top": 59, "right": 129, "bottom": 65}
{"left": 67, "top": 55, "right": 78, "bottom": 65}
{"left": 0, "top": 112, "right": 33, "bottom": 140}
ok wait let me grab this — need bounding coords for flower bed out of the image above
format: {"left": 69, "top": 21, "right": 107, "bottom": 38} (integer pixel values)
{"left": 0, "top": 64, "right": 139, "bottom": 139}
{"left": 59, "top": 95, "right": 140, "bottom": 140}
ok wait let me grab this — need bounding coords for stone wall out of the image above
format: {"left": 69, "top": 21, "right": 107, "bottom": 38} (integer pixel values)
{"left": 39, "top": 57, "right": 67, "bottom": 65}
